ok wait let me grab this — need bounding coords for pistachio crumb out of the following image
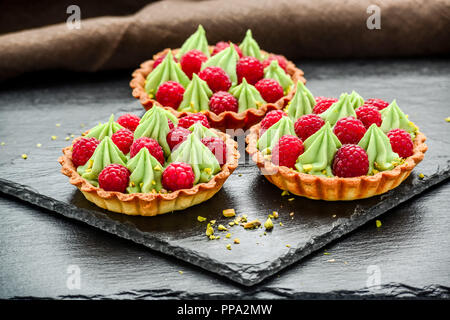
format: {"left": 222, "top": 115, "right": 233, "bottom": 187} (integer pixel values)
{"left": 36, "top": 143, "right": 42, "bottom": 148}
{"left": 197, "top": 216, "right": 207, "bottom": 222}
{"left": 56, "top": 123, "right": 61, "bottom": 127}
{"left": 234, "top": 238, "right": 240, "bottom": 244}
{"left": 323, "top": 251, "right": 330, "bottom": 255}
{"left": 445, "top": 117, "right": 450, "bottom": 122}
{"left": 264, "top": 218, "right": 274, "bottom": 230}
{"left": 178, "top": 271, "right": 183, "bottom": 275}
{"left": 303, "top": 164, "right": 313, "bottom": 172}
{"left": 418, "top": 173, "right": 425, "bottom": 179}
{"left": 21, "top": 154, "right": 28, "bottom": 159}
{"left": 226, "top": 244, "right": 232, "bottom": 250}
{"left": 210, "top": 220, "right": 216, "bottom": 225}
{"left": 279, "top": 222, "right": 284, "bottom": 226}
{"left": 228, "top": 221, "right": 235, "bottom": 226}
{"left": 376, "top": 220, "right": 382, "bottom": 228}
{"left": 209, "top": 235, "right": 216, "bottom": 240}
{"left": 288, "top": 198, "right": 294, "bottom": 201}
{"left": 272, "top": 211, "right": 279, "bottom": 219}
{"left": 286, "top": 244, "right": 291, "bottom": 248}
{"left": 205, "top": 223, "right": 214, "bottom": 237}
{"left": 51, "top": 136, "right": 57, "bottom": 140}
{"left": 225, "top": 233, "right": 231, "bottom": 239}
{"left": 65, "top": 136, "right": 70, "bottom": 141}
{"left": 223, "top": 208, "right": 236, "bottom": 217}
{"left": 217, "top": 224, "right": 228, "bottom": 231}
{"left": 0, "top": 142, "right": 5, "bottom": 146}
{"left": 281, "top": 190, "right": 289, "bottom": 196}
{"left": 241, "top": 214, "right": 248, "bottom": 222}
{"left": 243, "top": 220, "right": 261, "bottom": 229}
{"left": 332, "top": 214, "right": 337, "bottom": 218}
{"left": 238, "top": 174, "right": 242, "bottom": 177}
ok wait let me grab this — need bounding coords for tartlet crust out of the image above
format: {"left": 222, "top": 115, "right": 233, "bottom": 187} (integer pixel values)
{"left": 130, "top": 47, "right": 306, "bottom": 131}
{"left": 59, "top": 131, "right": 239, "bottom": 216}
{"left": 246, "top": 123, "right": 428, "bottom": 201}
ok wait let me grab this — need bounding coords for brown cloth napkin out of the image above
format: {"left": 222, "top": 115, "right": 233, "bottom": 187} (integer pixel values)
{"left": 0, "top": 0, "right": 449, "bottom": 81}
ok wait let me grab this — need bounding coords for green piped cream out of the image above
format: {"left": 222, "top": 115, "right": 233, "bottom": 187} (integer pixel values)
{"left": 257, "top": 116, "right": 295, "bottom": 152}
{"left": 264, "top": 60, "right": 293, "bottom": 94}
{"left": 77, "top": 136, "right": 127, "bottom": 186}
{"left": 348, "top": 90, "right": 365, "bottom": 109}
{"left": 176, "top": 25, "right": 210, "bottom": 60}
{"left": 85, "top": 114, "right": 123, "bottom": 140}
{"left": 230, "top": 78, "right": 265, "bottom": 112}
{"left": 358, "top": 124, "right": 400, "bottom": 174}
{"left": 134, "top": 106, "right": 179, "bottom": 157}
{"left": 177, "top": 74, "right": 213, "bottom": 112}
{"left": 145, "top": 50, "right": 190, "bottom": 97}
{"left": 126, "top": 148, "right": 163, "bottom": 193}
{"left": 286, "top": 81, "right": 315, "bottom": 121}
{"left": 189, "top": 122, "right": 218, "bottom": 140}
{"left": 202, "top": 44, "right": 240, "bottom": 85}
{"left": 239, "top": 29, "right": 263, "bottom": 61}
{"left": 319, "top": 93, "right": 356, "bottom": 126}
{"left": 294, "top": 122, "right": 342, "bottom": 176}
{"left": 380, "top": 100, "right": 417, "bottom": 136}
{"left": 167, "top": 133, "right": 220, "bottom": 184}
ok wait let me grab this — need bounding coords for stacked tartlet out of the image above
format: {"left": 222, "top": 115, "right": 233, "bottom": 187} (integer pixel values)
{"left": 246, "top": 84, "right": 427, "bottom": 200}
{"left": 131, "top": 25, "right": 305, "bottom": 131}
{"left": 59, "top": 106, "right": 239, "bottom": 215}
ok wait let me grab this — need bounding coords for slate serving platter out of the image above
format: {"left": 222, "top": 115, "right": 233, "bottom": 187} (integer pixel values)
{"left": 0, "top": 60, "right": 449, "bottom": 286}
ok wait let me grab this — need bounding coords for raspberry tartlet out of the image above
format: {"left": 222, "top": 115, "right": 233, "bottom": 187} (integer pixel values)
{"left": 246, "top": 84, "right": 427, "bottom": 201}
{"left": 130, "top": 26, "right": 306, "bottom": 131}
{"left": 59, "top": 106, "right": 239, "bottom": 216}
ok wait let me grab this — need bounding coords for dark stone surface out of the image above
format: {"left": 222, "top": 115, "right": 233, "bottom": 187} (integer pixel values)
{"left": 0, "top": 60, "right": 449, "bottom": 293}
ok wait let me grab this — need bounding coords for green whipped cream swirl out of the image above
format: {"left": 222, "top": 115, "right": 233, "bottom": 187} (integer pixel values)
{"left": 145, "top": 50, "right": 190, "bottom": 97}
{"left": 239, "top": 29, "right": 263, "bottom": 61}
{"left": 77, "top": 136, "right": 127, "bottom": 186}
{"left": 85, "top": 114, "right": 123, "bottom": 140}
{"left": 230, "top": 78, "right": 265, "bottom": 112}
{"left": 286, "top": 81, "right": 315, "bottom": 121}
{"left": 126, "top": 148, "right": 163, "bottom": 193}
{"left": 380, "top": 100, "right": 417, "bottom": 136}
{"left": 358, "top": 124, "right": 400, "bottom": 174}
{"left": 202, "top": 44, "right": 240, "bottom": 85}
{"left": 264, "top": 60, "right": 293, "bottom": 94}
{"left": 178, "top": 74, "right": 213, "bottom": 112}
{"left": 189, "top": 122, "right": 218, "bottom": 140}
{"left": 176, "top": 25, "right": 210, "bottom": 60}
{"left": 134, "top": 106, "right": 179, "bottom": 157}
{"left": 294, "top": 122, "right": 342, "bottom": 176}
{"left": 319, "top": 93, "right": 356, "bottom": 126}
{"left": 257, "top": 116, "right": 295, "bottom": 152}
{"left": 348, "top": 90, "right": 365, "bottom": 109}
{"left": 168, "top": 133, "right": 220, "bottom": 184}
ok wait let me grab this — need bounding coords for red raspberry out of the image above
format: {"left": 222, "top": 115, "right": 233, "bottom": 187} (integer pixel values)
{"left": 212, "top": 42, "right": 243, "bottom": 58}
{"left": 255, "top": 78, "right": 284, "bottom": 103}
{"left": 166, "top": 127, "right": 191, "bottom": 150}
{"left": 209, "top": 91, "right": 238, "bottom": 114}
{"left": 180, "top": 49, "right": 208, "bottom": 79}
{"left": 333, "top": 117, "right": 367, "bottom": 145}
{"left": 98, "top": 164, "right": 130, "bottom": 192}
{"left": 72, "top": 137, "right": 100, "bottom": 167}
{"left": 260, "top": 110, "right": 287, "bottom": 134}
{"left": 168, "top": 120, "right": 175, "bottom": 130}
{"left": 262, "top": 55, "right": 288, "bottom": 72}
{"left": 236, "top": 56, "right": 264, "bottom": 85}
{"left": 313, "top": 97, "right": 338, "bottom": 114}
{"left": 332, "top": 144, "right": 369, "bottom": 177}
{"left": 198, "top": 67, "right": 231, "bottom": 93}
{"left": 111, "top": 128, "right": 134, "bottom": 154}
{"left": 271, "top": 135, "right": 304, "bottom": 169}
{"left": 129, "top": 137, "right": 164, "bottom": 164}
{"left": 294, "top": 114, "right": 325, "bottom": 141}
{"left": 153, "top": 54, "right": 178, "bottom": 69}
{"left": 117, "top": 114, "right": 141, "bottom": 132}
{"left": 162, "top": 162, "right": 195, "bottom": 191}
{"left": 387, "top": 129, "right": 414, "bottom": 158}
{"left": 178, "top": 113, "right": 210, "bottom": 129}
{"left": 201, "top": 136, "right": 227, "bottom": 165}
{"left": 365, "top": 98, "right": 389, "bottom": 111}
{"left": 156, "top": 81, "right": 185, "bottom": 109}
{"left": 356, "top": 105, "right": 382, "bottom": 129}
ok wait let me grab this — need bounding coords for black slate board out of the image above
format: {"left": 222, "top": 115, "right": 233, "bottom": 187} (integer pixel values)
{"left": 0, "top": 60, "right": 449, "bottom": 286}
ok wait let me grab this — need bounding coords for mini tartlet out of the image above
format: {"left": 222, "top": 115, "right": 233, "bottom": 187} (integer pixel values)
{"left": 130, "top": 26, "right": 306, "bottom": 131}
{"left": 246, "top": 86, "right": 427, "bottom": 201}
{"left": 59, "top": 106, "right": 239, "bottom": 216}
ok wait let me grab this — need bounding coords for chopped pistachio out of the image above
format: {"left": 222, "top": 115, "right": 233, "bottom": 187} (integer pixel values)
{"left": 210, "top": 220, "right": 216, "bottom": 225}
{"left": 288, "top": 198, "right": 294, "bottom": 201}
{"left": 178, "top": 270, "right": 183, "bottom": 275}
{"left": 264, "top": 218, "right": 274, "bottom": 230}
{"left": 204, "top": 167, "right": 212, "bottom": 175}
{"left": 36, "top": 143, "right": 42, "bottom": 148}
{"left": 303, "top": 164, "right": 313, "bottom": 172}
{"left": 323, "top": 251, "right": 330, "bottom": 255}
{"left": 21, "top": 154, "right": 28, "bottom": 159}
{"left": 226, "top": 244, "right": 232, "bottom": 250}
{"left": 376, "top": 220, "right": 382, "bottom": 228}
{"left": 418, "top": 173, "right": 425, "bottom": 179}
{"left": 234, "top": 238, "right": 240, "bottom": 244}
{"left": 65, "top": 136, "right": 70, "bottom": 141}
{"left": 243, "top": 220, "right": 261, "bottom": 229}
{"left": 209, "top": 235, "right": 216, "bottom": 240}
{"left": 223, "top": 208, "right": 236, "bottom": 217}
{"left": 154, "top": 165, "right": 162, "bottom": 171}
{"left": 197, "top": 216, "right": 207, "bottom": 222}
{"left": 225, "top": 233, "right": 231, "bottom": 239}
{"left": 286, "top": 244, "right": 291, "bottom": 248}
{"left": 445, "top": 117, "right": 450, "bottom": 122}
{"left": 51, "top": 136, "right": 57, "bottom": 140}
{"left": 0, "top": 142, "right": 5, "bottom": 146}
{"left": 56, "top": 123, "right": 61, "bottom": 127}
{"left": 241, "top": 214, "right": 248, "bottom": 222}
{"left": 217, "top": 224, "right": 228, "bottom": 231}
{"left": 238, "top": 174, "right": 242, "bottom": 177}
{"left": 228, "top": 221, "right": 235, "bottom": 226}
{"left": 206, "top": 223, "right": 214, "bottom": 237}
{"left": 279, "top": 222, "right": 284, "bottom": 226}
{"left": 272, "top": 211, "right": 279, "bottom": 219}
{"left": 332, "top": 214, "right": 337, "bottom": 218}
{"left": 281, "top": 190, "right": 289, "bottom": 196}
